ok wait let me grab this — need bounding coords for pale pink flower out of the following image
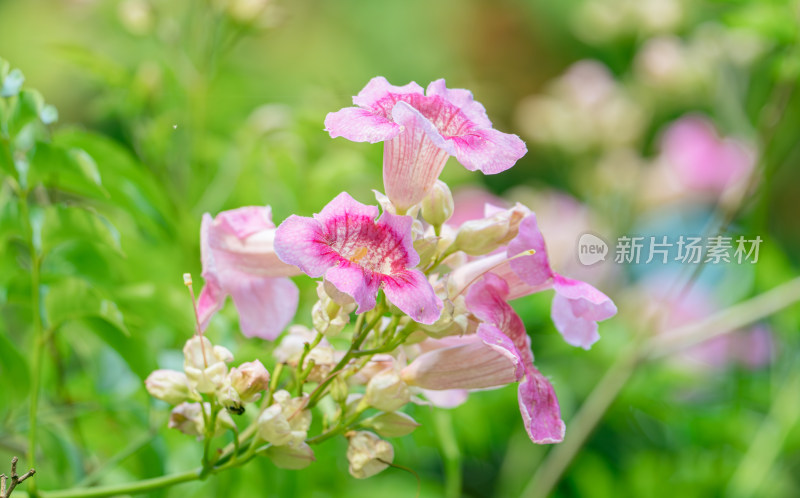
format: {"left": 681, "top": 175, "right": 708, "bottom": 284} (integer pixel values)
{"left": 198, "top": 206, "right": 300, "bottom": 340}
{"left": 274, "top": 192, "right": 442, "bottom": 324}
{"left": 467, "top": 274, "right": 565, "bottom": 444}
{"left": 325, "top": 77, "right": 527, "bottom": 211}
{"left": 660, "top": 115, "right": 755, "bottom": 195}
{"left": 450, "top": 213, "right": 617, "bottom": 349}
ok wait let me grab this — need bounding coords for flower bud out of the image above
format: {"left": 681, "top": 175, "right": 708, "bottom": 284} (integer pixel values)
{"left": 346, "top": 431, "right": 394, "bottom": 479}
{"left": 168, "top": 402, "right": 235, "bottom": 438}
{"left": 330, "top": 375, "right": 349, "bottom": 404}
{"left": 452, "top": 203, "right": 530, "bottom": 256}
{"left": 230, "top": 360, "right": 270, "bottom": 403}
{"left": 420, "top": 180, "right": 454, "bottom": 227}
{"left": 312, "top": 281, "right": 356, "bottom": 337}
{"left": 262, "top": 442, "right": 316, "bottom": 469}
{"left": 184, "top": 336, "right": 234, "bottom": 393}
{"left": 364, "top": 369, "right": 410, "bottom": 412}
{"left": 145, "top": 370, "right": 196, "bottom": 405}
{"left": 273, "top": 326, "right": 336, "bottom": 382}
{"left": 257, "top": 404, "right": 293, "bottom": 445}
{"left": 257, "top": 390, "right": 312, "bottom": 446}
{"left": 360, "top": 412, "right": 420, "bottom": 438}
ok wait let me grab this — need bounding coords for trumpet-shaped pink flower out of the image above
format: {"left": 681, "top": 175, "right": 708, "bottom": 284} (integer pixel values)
{"left": 198, "top": 206, "right": 301, "bottom": 340}
{"left": 467, "top": 274, "right": 565, "bottom": 444}
{"left": 325, "top": 77, "right": 527, "bottom": 211}
{"left": 274, "top": 192, "right": 442, "bottom": 324}
{"left": 450, "top": 213, "right": 616, "bottom": 349}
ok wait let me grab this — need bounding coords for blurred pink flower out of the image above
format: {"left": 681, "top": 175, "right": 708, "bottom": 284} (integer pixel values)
{"left": 198, "top": 206, "right": 300, "bottom": 340}
{"left": 660, "top": 115, "right": 755, "bottom": 195}
{"left": 644, "top": 278, "right": 773, "bottom": 370}
{"left": 449, "top": 186, "right": 508, "bottom": 227}
{"left": 274, "top": 192, "right": 442, "bottom": 324}
{"left": 325, "top": 77, "right": 527, "bottom": 211}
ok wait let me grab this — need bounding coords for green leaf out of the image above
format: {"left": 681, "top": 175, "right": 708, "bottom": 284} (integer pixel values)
{"left": 28, "top": 142, "right": 109, "bottom": 199}
{"left": 41, "top": 204, "right": 122, "bottom": 256}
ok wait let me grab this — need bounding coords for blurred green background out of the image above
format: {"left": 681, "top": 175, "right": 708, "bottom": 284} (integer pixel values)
{"left": 1, "top": 0, "right": 800, "bottom": 497}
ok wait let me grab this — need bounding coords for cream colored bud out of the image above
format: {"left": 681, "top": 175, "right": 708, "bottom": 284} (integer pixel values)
{"left": 331, "top": 375, "right": 349, "bottom": 404}
{"left": 274, "top": 326, "right": 335, "bottom": 382}
{"left": 452, "top": 204, "right": 530, "bottom": 256}
{"left": 347, "top": 431, "right": 394, "bottom": 479}
{"left": 420, "top": 180, "right": 454, "bottom": 226}
{"left": 364, "top": 369, "right": 410, "bottom": 412}
{"left": 361, "top": 412, "right": 420, "bottom": 438}
{"left": 145, "top": 369, "right": 196, "bottom": 405}
{"left": 312, "top": 281, "right": 355, "bottom": 337}
{"left": 184, "top": 336, "right": 233, "bottom": 393}
{"left": 257, "top": 404, "right": 293, "bottom": 445}
{"left": 258, "top": 390, "right": 312, "bottom": 446}
{"left": 230, "top": 360, "right": 270, "bottom": 403}
{"left": 168, "top": 402, "right": 234, "bottom": 438}
{"left": 262, "top": 442, "right": 316, "bottom": 469}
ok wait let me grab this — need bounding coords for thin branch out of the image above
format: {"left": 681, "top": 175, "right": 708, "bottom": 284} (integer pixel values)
{"left": 0, "top": 457, "right": 36, "bottom": 498}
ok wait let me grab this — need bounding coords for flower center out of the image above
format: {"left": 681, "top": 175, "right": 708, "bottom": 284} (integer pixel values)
{"left": 349, "top": 246, "right": 369, "bottom": 264}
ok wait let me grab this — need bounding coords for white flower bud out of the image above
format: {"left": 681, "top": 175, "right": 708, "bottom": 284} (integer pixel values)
{"left": 230, "top": 360, "right": 270, "bottom": 403}
{"left": 168, "top": 402, "right": 235, "bottom": 438}
{"left": 452, "top": 203, "right": 530, "bottom": 256}
{"left": 145, "top": 369, "right": 197, "bottom": 405}
{"left": 420, "top": 180, "right": 454, "bottom": 227}
{"left": 183, "top": 336, "right": 233, "bottom": 394}
{"left": 262, "top": 442, "right": 316, "bottom": 469}
{"left": 364, "top": 369, "right": 410, "bottom": 412}
{"left": 312, "top": 281, "right": 356, "bottom": 337}
{"left": 346, "top": 431, "right": 394, "bottom": 479}
{"left": 257, "top": 404, "right": 293, "bottom": 445}
{"left": 361, "top": 412, "right": 420, "bottom": 438}
{"left": 257, "top": 390, "right": 312, "bottom": 446}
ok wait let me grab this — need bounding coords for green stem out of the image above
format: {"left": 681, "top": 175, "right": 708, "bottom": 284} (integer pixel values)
{"left": 17, "top": 468, "right": 204, "bottom": 498}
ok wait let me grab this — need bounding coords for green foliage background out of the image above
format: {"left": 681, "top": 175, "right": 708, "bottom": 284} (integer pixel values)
{"left": 1, "top": 0, "right": 799, "bottom": 497}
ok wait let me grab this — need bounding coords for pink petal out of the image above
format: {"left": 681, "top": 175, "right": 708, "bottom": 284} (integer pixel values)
{"left": 352, "top": 76, "right": 425, "bottom": 108}
{"left": 518, "top": 367, "right": 566, "bottom": 444}
{"left": 383, "top": 101, "right": 454, "bottom": 211}
{"left": 425, "top": 79, "right": 492, "bottom": 129}
{"left": 315, "top": 191, "right": 380, "bottom": 227}
{"left": 401, "top": 339, "right": 520, "bottom": 390}
{"left": 228, "top": 275, "right": 299, "bottom": 340}
{"left": 324, "top": 107, "right": 401, "bottom": 144}
{"left": 325, "top": 262, "right": 381, "bottom": 314}
{"left": 377, "top": 209, "right": 419, "bottom": 267}
{"left": 382, "top": 269, "right": 443, "bottom": 324}
{"left": 551, "top": 275, "right": 617, "bottom": 349}
{"left": 508, "top": 214, "right": 554, "bottom": 288}
{"left": 451, "top": 127, "right": 527, "bottom": 174}
{"left": 215, "top": 206, "right": 274, "bottom": 238}
{"left": 274, "top": 215, "right": 334, "bottom": 277}
{"left": 421, "top": 389, "right": 469, "bottom": 408}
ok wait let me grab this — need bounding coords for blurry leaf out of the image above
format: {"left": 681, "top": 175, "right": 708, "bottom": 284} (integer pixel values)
{"left": 29, "top": 142, "right": 109, "bottom": 199}
{"left": 0, "top": 328, "right": 30, "bottom": 404}
{"left": 725, "top": 3, "right": 798, "bottom": 44}
{"left": 54, "top": 44, "right": 128, "bottom": 88}
{"left": 0, "top": 139, "right": 14, "bottom": 177}
{"left": 41, "top": 204, "right": 122, "bottom": 256}
{"left": 9, "top": 90, "right": 46, "bottom": 135}
{"left": 53, "top": 129, "right": 173, "bottom": 237}
{"left": 44, "top": 277, "right": 127, "bottom": 333}
{"left": 44, "top": 277, "right": 155, "bottom": 378}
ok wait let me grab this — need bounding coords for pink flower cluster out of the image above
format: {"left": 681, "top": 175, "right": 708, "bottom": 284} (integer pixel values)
{"left": 193, "top": 77, "right": 617, "bottom": 446}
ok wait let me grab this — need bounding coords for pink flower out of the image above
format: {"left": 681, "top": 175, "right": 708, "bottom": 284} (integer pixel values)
{"left": 274, "top": 192, "right": 442, "bottom": 324}
{"left": 660, "top": 115, "right": 755, "bottom": 194}
{"left": 325, "top": 77, "right": 527, "bottom": 211}
{"left": 467, "top": 274, "right": 565, "bottom": 444}
{"left": 197, "top": 206, "right": 300, "bottom": 340}
{"left": 450, "top": 213, "right": 617, "bottom": 349}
